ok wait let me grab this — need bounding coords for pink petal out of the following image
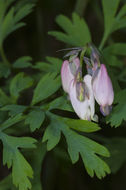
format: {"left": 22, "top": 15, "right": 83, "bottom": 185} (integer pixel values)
{"left": 61, "top": 60, "right": 74, "bottom": 93}
{"left": 92, "top": 64, "right": 114, "bottom": 106}
{"left": 61, "top": 58, "right": 80, "bottom": 93}
{"left": 73, "top": 57, "right": 80, "bottom": 68}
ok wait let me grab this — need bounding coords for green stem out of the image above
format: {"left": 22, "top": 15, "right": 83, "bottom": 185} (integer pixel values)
{"left": 74, "top": 0, "right": 90, "bottom": 16}
{"left": 99, "top": 32, "right": 109, "bottom": 50}
{"left": 80, "top": 48, "right": 86, "bottom": 68}
{"left": 0, "top": 46, "right": 11, "bottom": 67}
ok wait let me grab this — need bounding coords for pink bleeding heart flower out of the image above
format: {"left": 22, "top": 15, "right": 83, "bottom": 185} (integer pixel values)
{"left": 92, "top": 64, "right": 114, "bottom": 116}
{"left": 61, "top": 58, "right": 80, "bottom": 93}
{"left": 69, "top": 74, "right": 95, "bottom": 120}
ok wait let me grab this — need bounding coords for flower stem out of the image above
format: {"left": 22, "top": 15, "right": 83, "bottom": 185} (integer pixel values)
{"left": 99, "top": 32, "right": 109, "bottom": 50}
{"left": 0, "top": 46, "right": 11, "bottom": 67}
{"left": 80, "top": 47, "right": 86, "bottom": 68}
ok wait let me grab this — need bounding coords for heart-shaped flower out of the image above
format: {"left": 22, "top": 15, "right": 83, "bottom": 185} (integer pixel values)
{"left": 69, "top": 74, "right": 95, "bottom": 120}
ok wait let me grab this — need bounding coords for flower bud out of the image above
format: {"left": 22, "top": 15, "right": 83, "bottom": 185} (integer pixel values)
{"left": 61, "top": 58, "right": 80, "bottom": 93}
{"left": 92, "top": 64, "right": 114, "bottom": 115}
{"left": 69, "top": 75, "right": 95, "bottom": 120}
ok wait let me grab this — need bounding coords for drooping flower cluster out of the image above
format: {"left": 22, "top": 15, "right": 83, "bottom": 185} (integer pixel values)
{"left": 61, "top": 45, "right": 114, "bottom": 121}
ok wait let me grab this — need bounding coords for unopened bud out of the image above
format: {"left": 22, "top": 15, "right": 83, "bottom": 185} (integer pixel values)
{"left": 92, "top": 64, "right": 114, "bottom": 115}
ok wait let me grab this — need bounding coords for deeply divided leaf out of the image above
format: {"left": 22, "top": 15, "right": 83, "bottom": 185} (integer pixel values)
{"left": 0, "top": 132, "right": 37, "bottom": 190}
{"left": 33, "top": 56, "right": 62, "bottom": 73}
{"left": 25, "top": 109, "right": 45, "bottom": 132}
{"left": 43, "top": 113, "right": 110, "bottom": 179}
{"left": 32, "top": 72, "right": 61, "bottom": 105}
{"left": 10, "top": 72, "right": 33, "bottom": 100}
{"left": 106, "top": 89, "right": 126, "bottom": 127}
{"left": 48, "top": 13, "right": 91, "bottom": 46}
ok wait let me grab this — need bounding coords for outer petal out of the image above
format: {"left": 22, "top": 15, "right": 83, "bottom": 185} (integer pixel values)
{"left": 92, "top": 64, "right": 114, "bottom": 106}
{"left": 61, "top": 58, "right": 80, "bottom": 93}
{"left": 69, "top": 79, "right": 89, "bottom": 120}
{"left": 69, "top": 74, "right": 95, "bottom": 120}
{"left": 61, "top": 60, "right": 74, "bottom": 93}
{"left": 84, "top": 75, "right": 95, "bottom": 119}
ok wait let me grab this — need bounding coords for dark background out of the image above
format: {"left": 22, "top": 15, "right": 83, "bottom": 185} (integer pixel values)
{"left": 2, "top": 0, "right": 126, "bottom": 189}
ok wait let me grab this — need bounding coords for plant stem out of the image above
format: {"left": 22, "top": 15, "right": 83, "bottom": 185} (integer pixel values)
{"left": 99, "top": 36, "right": 106, "bottom": 50}
{"left": 0, "top": 46, "right": 11, "bottom": 67}
{"left": 99, "top": 31, "right": 110, "bottom": 50}
{"left": 80, "top": 47, "right": 86, "bottom": 68}
{"left": 75, "top": 0, "right": 89, "bottom": 17}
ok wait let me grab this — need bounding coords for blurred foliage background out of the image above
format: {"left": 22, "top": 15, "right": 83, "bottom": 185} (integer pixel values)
{"left": 1, "top": 0, "right": 126, "bottom": 189}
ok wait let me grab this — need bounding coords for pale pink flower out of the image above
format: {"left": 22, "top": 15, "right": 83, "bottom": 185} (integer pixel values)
{"left": 92, "top": 64, "right": 114, "bottom": 115}
{"left": 61, "top": 58, "right": 80, "bottom": 93}
{"left": 69, "top": 74, "right": 95, "bottom": 120}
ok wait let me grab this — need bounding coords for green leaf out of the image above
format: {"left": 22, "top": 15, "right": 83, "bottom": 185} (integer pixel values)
{"left": 28, "top": 142, "right": 46, "bottom": 190}
{"left": 65, "top": 119, "right": 100, "bottom": 133}
{"left": 0, "top": 7, "right": 14, "bottom": 45}
{"left": 101, "top": 56, "right": 121, "bottom": 93}
{"left": 32, "top": 72, "right": 61, "bottom": 105}
{"left": 0, "top": 104, "right": 27, "bottom": 116}
{"left": 63, "top": 126, "right": 110, "bottom": 178}
{"left": 103, "top": 54, "right": 123, "bottom": 68}
{"left": 112, "top": 17, "right": 126, "bottom": 31}
{"left": 0, "top": 0, "right": 7, "bottom": 24}
{"left": 49, "top": 13, "right": 91, "bottom": 46}
{"left": 0, "top": 63, "right": 11, "bottom": 78}
{"left": 100, "top": 0, "right": 121, "bottom": 49}
{"left": 43, "top": 113, "right": 110, "bottom": 178}
{"left": 0, "top": 113, "right": 25, "bottom": 131}
{"left": 0, "top": 89, "right": 11, "bottom": 106}
{"left": 0, "top": 175, "right": 16, "bottom": 190}
{"left": 33, "top": 56, "right": 62, "bottom": 73}
{"left": 12, "top": 151, "right": 33, "bottom": 190}
{"left": 13, "top": 56, "right": 32, "bottom": 68}
{"left": 0, "top": 132, "right": 36, "bottom": 190}
{"left": 106, "top": 89, "right": 126, "bottom": 127}
{"left": 103, "top": 43, "right": 126, "bottom": 56}
{"left": 14, "top": 4, "right": 35, "bottom": 23}
{"left": 109, "top": 69, "right": 121, "bottom": 93}
{"left": 25, "top": 109, "right": 45, "bottom": 132}
{"left": 116, "top": 4, "right": 126, "bottom": 19}
{"left": 10, "top": 72, "right": 33, "bottom": 100}
{"left": 47, "top": 95, "right": 74, "bottom": 112}
{"left": 102, "top": 0, "right": 120, "bottom": 34}
{"left": 43, "top": 120, "right": 61, "bottom": 150}
{"left": 107, "top": 103, "right": 126, "bottom": 127}
{"left": 0, "top": 1, "right": 35, "bottom": 46}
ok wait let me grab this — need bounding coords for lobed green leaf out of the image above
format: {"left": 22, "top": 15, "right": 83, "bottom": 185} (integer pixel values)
{"left": 49, "top": 13, "right": 91, "bottom": 46}
{"left": 0, "top": 132, "right": 37, "bottom": 190}
{"left": 10, "top": 72, "right": 33, "bottom": 100}
{"left": 25, "top": 109, "right": 45, "bottom": 132}
{"left": 43, "top": 113, "right": 110, "bottom": 179}
{"left": 32, "top": 72, "right": 61, "bottom": 105}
